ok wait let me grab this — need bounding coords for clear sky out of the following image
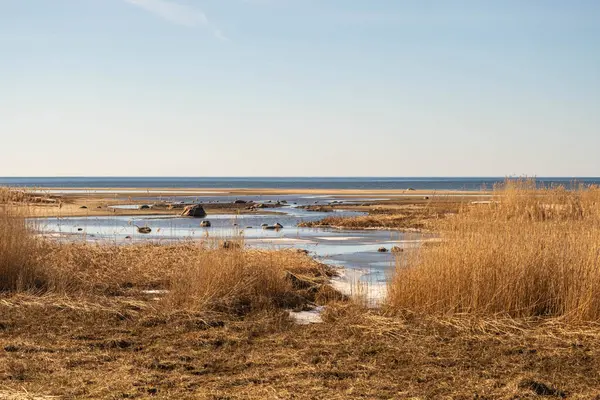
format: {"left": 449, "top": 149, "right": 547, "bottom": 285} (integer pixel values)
{"left": 1, "top": 0, "right": 599, "bottom": 177}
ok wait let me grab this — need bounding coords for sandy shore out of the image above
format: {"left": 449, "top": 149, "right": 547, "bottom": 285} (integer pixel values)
{"left": 6, "top": 187, "right": 491, "bottom": 218}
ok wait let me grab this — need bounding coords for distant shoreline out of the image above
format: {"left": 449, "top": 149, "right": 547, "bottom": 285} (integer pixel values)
{"left": 5, "top": 187, "right": 491, "bottom": 218}
{"left": 1, "top": 177, "right": 598, "bottom": 192}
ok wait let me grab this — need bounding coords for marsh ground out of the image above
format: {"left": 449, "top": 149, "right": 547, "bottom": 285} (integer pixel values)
{"left": 2, "top": 184, "right": 600, "bottom": 399}
{"left": 2, "top": 297, "right": 599, "bottom": 399}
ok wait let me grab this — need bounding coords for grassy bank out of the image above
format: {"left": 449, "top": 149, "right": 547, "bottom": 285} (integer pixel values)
{"left": 388, "top": 180, "right": 600, "bottom": 322}
{"left": 298, "top": 201, "right": 461, "bottom": 231}
{"left": 1, "top": 210, "right": 335, "bottom": 313}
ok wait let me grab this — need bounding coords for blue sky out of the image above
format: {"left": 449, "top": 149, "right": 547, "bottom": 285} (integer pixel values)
{"left": 1, "top": 0, "right": 599, "bottom": 176}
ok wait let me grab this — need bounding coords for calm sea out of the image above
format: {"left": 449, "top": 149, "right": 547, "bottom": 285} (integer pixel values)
{"left": 1, "top": 177, "right": 599, "bottom": 191}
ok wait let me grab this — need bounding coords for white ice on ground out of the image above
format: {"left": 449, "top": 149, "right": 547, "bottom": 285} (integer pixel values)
{"left": 250, "top": 238, "right": 316, "bottom": 244}
{"left": 289, "top": 306, "right": 325, "bottom": 325}
{"left": 141, "top": 289, "right": 169, "bottom": 295}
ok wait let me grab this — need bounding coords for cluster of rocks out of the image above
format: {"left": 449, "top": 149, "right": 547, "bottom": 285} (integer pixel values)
{"left": 377, "top": 246, "right": 404, "bottom": 253}
{"left": 247, "top": 202, "right": 284, "bottom": 210}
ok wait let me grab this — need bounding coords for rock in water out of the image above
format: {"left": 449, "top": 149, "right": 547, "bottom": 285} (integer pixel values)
{"left": 200, "top": 220, "right": 211, "bottom": 227}
{"left": 181, "top": 204, "right": 207, "bottom": 218}
{"left": 263, "top": 223, "right": 283, "bottom": 230}
{"left": 377, "top": 247, "right": 389, "bottom": 253}
{"left": 136, "top": 226, "right": 152, "bottom": 234}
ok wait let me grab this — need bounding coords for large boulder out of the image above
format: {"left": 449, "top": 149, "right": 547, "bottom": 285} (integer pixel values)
{"left": 181, "top": 204, "right": 207, "bottom": 218}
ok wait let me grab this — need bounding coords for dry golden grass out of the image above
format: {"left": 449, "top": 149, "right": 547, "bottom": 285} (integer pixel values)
{"left": 22, "top": 242, "right": 332, "bottom": 315}
{"left": 0, "top": 205, "right": 335, "bottom": 316}
{"left": 2, "top": 300, "right": 600, "bottom": 399}
{"left": 0, "top": 209, "right": 48, "bottom": 292}
{"left": 0, "top": 187, "right": 30, "bottom": 204}
{"left": 3, "top": 192, "right": 600, "bottom": 398}
{"left": 0, "top": 187, "right": 59, "bottom": 205}
{"left": 388, "top": 179, "right": 600, "bottom": 322}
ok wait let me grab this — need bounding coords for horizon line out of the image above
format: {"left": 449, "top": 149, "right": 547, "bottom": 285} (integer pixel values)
{"left": 1, "top": 176, "right": 599, "bottom": 179}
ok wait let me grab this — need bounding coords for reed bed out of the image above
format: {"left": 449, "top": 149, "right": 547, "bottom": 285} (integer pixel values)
{"left": 388, "top": 179, "right": 600, "bottom": 322}
{"left": 0, "top": 207, "right": 331, "bottom": 315}
{"left": 0, "top": 209, "right": 47, "bottom": 292}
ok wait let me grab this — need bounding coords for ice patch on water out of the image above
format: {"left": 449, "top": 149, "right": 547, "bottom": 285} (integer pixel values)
{"left": 330, "top": 269, "right": 388, "bottom": 307}
{"left": 250, "top": 237, "right": 316, "bottom": 244}
{"left": 315, "top": 236, "right": 363, "bottom": 241}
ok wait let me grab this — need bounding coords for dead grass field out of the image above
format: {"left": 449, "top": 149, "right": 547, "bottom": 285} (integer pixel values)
{"left": 2, "top": 300, "right": 600, "bottom": 399}
{"left": 3, "top": 184, "right": 600, "bottom": 398}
